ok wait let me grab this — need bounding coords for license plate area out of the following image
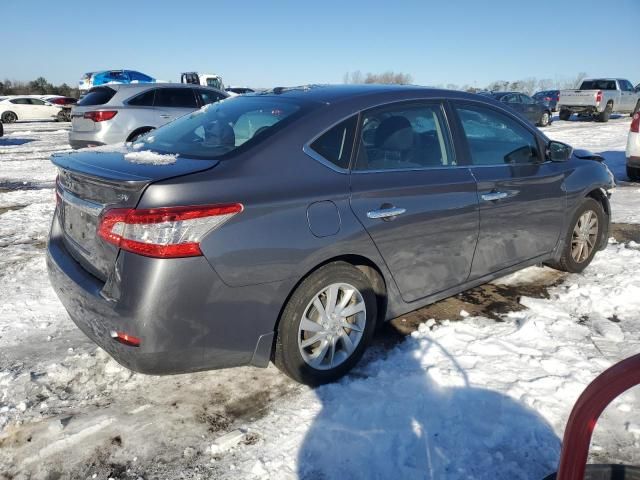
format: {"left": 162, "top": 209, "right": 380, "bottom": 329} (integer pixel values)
{"left": 59, "top": 190, "right": 104, "bottom": 252}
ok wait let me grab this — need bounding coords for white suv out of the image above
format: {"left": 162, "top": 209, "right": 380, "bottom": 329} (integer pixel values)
{"left": 69, "top": 83, "right": 227, "bottom": 149}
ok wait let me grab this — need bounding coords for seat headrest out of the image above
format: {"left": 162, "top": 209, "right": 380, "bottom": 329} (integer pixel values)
{"left": 374, "top": 116, "right": 413, "bottom": 151}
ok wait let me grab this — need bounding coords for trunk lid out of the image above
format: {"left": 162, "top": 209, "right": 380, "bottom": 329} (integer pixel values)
{"left": 559, "top": 90, "right": 599, "bottom": 106}
{"left": 52, "top": 149, "right": 218, "bottom": 280}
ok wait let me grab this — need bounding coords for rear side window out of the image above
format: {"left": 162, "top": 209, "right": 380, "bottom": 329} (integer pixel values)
{"left": 309, "top": 116, "right": 357, "bottom": 170}
{"left": 28, "top": 98, "right": 46, "bottom": 105}
{"left": 354, "top": 102, "right": 454, "bottom": 171}
{"left": 77, "top": 87, "right": 116, "bottom": 106}
{"left": 154, "top": 88, "right": 198, "bottom": 108}
{"left": 456, "top": 104, "right": 540, "bottom": 165}
{"left": 10, "top": 98, "right": 30, "bottom": 104}
{"left": 128, "top": 89, "right": 156, "bottom": 106}
{"left": 196, "top": 89, "right": 225, "bottom": 106}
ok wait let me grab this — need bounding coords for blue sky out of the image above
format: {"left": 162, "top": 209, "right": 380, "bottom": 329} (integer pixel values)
{"left": 4, "top": 0, "right": 639, "bottom": 88}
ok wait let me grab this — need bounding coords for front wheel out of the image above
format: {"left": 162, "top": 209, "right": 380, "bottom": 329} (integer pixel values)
{"left": 274, "top": 262, "right": 377, "bottom": 385}
{"left": 550, "top": 198, "right": 605, "bottom": 273}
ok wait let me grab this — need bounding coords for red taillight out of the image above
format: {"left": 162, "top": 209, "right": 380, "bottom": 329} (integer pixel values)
{"left": 97, "top": 204, "right": 243, "bottom": 258}
{"left": 632, "top": 113, "right": 640, "bottom": 133}
{"left": 111, "top": 331, "right": 141, "bottom": 347}
{"left": 595, "top": 90, "right": 603, "bottom": 103}
{"left": 83, "top": 110, "right": 117, "bottom": 122}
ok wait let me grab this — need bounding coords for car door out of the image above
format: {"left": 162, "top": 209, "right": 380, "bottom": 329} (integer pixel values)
{"left": 28, "top": 98, "right": 56, "bottom": 119}
{"left": 519, "top": 94, "right": 541, "bottom": 123}
{"left": 349, "top": 101, "right": 479, "bottom": 303}
{"left": 501, "top": 94, "right": 526, "bottom": 118}
{"left": 451, "top": 102, "right": 567, "bottom": 279}
{"left": 619, "top": 80, "right": 636, "bottom": 112}
{"left": 9, "top": 98, "right": 32, "bottom": 119}
{"left": 152, "top": 87, "right": 199, "bottom": 125}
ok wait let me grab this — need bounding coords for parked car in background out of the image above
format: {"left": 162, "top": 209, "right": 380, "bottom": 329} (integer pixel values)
{"left": 181, "top": 72, "right": 224, "bottom": 90}
{"left": 533, "top": 90, "right": 560, "bottom": 112}
{"left": 627, "top": 112, "right": 640, "bottom": 181}
{"left": 225, "top": 86, "right": 256, "bottom": 96}
{"left": 41, "top": 96, "right": 78, "bottom": 122}
{"left": 480, "top": 91, "right": 552, "bottom": 126}
{"left": 48, "top": 85, "right": 614, "bottom": 385}
{"left": 79, "top": 70, "right": 156, "bottom": 92}
{"left": 68, "top": 83, "right": 227, "bottom": 148}
{"left": 0, "top": 96, "right": 64, "bottom": 123}
{"left": 558, "top": 78, "right": 640, "bottom": 122}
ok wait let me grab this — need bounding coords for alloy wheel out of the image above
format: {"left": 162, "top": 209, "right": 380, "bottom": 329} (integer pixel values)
{"left": 571, "top": 210, "right": 598, "bottom": 263}
{"left": 297, "top": 282, "right": 366, "bottom": 370}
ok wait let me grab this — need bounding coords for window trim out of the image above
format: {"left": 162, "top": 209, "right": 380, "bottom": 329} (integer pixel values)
{"left": 449, "top": 99, "right": 547, "bottom": 167}
{"left": 302, "top": 112, "right": 361, "bottom": 174}
{"left": 351, "top": 99, "right": 458, "bottom": 174}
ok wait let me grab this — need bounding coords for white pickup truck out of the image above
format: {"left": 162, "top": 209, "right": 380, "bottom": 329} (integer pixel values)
{"left": 558, "top": 78, "right": 640, "bottom": 122}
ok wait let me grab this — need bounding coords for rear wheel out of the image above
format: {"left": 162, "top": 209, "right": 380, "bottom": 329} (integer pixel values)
{"left": 628, "top": 166, "right": 640, "bottom": 182}
{"left": 274, "top": 262, "right": 377, "bottom": 385}
{"left": 559, "top": 109, "right": 571, "bottom": 121}
{"left": 550, "top": 198, "right": 604, "bottom": 273}
{"left": 596, "top": 102, "right": 613, "bottom": 123}
{"left": 1, "top": 111, "right": 17, "bottom": 123}
{"left": 538, "top": 111, "right": 551, "bottom": 127}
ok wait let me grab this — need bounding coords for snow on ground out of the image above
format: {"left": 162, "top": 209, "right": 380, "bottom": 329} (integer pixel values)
{"left": 0, "top": 118, "right": 639, "bottom": 479}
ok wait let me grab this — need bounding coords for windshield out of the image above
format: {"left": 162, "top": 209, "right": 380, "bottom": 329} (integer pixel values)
{"left": 134, "top": 96, "right": 309, "bottom": 159}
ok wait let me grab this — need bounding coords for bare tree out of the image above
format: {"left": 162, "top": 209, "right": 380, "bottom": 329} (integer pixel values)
{"left": 344, "top": 70, "right": 412, "bottom": 85}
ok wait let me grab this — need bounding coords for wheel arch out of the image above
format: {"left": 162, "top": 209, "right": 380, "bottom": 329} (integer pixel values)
{"left": 1, "top": 110, "right": 18, "bottom": 122}
{"left": 126, "top": 126, "right": 155, "bottom": 142}
{"left": 585, "top": 188, "right": 611, "bottom": 250}
{"left": 270, "top": 254, "right": 389, "bottom": 360}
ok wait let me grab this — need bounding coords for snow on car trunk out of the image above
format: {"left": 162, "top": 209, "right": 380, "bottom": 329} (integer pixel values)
{"left": 1, "top": 118, "right": 640, "bottom": 479}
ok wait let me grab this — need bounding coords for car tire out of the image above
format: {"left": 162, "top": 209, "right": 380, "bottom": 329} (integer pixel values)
{"left": 1, "top": 111, "right": 17, "bottom": 124}
{"left": 550, "top": 198, "right": 605, "bottom": 274}
{"left": 559, "top": 109, "right": 571, "bottom": 121}
{"left": 56, "top": 110, "right": 69, "bottom": 122}
{"left": 596, "top": 102, "right": 613, "bottom": 123}
{"left": 628, "top": 166, "right": 640, "bottom": 182}
{"left": 538, "top": 111, "right": 551, "bottom": 127}
{"left": 274, "top": 262, "right": 378, "bottom": 385}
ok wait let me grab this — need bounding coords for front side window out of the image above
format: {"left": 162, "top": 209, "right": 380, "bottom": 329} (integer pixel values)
{"left": 134, "top": 96, "right": 308, "bottom": 160}
{"left": 456, "top": 104, "right": 540, "bottom": 166}
{"left": 354, "top": 103, "right": 454, "bottom": 171}
{"left": 308, "top": 115, "right": 358, "bottom": 170}
{"left": 154, "top": 88, "right": 198, "bottom": 108}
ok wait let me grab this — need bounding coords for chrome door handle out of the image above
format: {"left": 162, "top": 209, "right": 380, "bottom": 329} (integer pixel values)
{"left": 481, "top": 191, "right": 508, "bottom": 202}
{"left": 367, "top": 207, "right": 406, "bottom": 220}
{"left": 159, "top": 114, "right": 171, "bottom": 119}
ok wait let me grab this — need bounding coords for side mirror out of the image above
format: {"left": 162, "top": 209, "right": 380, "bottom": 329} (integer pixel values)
{"left": 547, "top": 141, "right": 573, "bottom": 162}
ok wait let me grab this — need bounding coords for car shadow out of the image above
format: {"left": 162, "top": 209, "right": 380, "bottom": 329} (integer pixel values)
{"left": 0, "top": 138, "right": 36, "bottom": 146}
{"left": 552, "top": 113, "right": 626, "bottom": 123}
{"left": 297, "top": 337, "right": 561, "bottom": 480}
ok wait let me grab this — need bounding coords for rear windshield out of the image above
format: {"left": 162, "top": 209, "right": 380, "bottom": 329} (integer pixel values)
{"left": 580, "top": 80, "right": 617, "bottom": 90}
{"left": 77, "top": 87, "right": 116, "bottom": 106}
{"left": 134, "top": 96, "right": 312, "bottom": 160}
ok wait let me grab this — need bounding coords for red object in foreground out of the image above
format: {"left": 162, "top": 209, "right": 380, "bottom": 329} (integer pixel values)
{"left": 554, "top": 353, "right": 640, "bottom": 480}
{"left": 110, "top": 331, "right": 141, "bottom": 347}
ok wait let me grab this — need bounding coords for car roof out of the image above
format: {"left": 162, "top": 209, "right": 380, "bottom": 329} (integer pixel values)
{"left": 94, "top": 82, "right": 222, "bottom": 92}
{"left": 249, "top": 84, "right": 487, "bottom": 105}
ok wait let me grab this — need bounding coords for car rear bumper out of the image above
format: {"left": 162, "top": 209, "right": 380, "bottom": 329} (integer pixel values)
{"left": 46, "top": 208, "right": 279, "bottom": 374}
{"left": 559, "top": 105, "right": 602, "bottom": 114}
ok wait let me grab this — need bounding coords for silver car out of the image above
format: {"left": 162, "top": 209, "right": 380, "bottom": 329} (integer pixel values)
{"left": 69, "top": 83, "right": 227, "bottom": 149}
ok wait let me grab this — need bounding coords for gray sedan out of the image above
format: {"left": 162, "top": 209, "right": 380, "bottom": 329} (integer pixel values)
{"left": 47, "top": 85, "right": 614, "bottom": 385}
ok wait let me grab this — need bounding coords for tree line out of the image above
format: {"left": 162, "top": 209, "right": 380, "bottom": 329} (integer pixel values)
{"left": 342, "top": 71, "right": 589, "bottom": 94}
{"left": 0, "top": 77, "right": 81, "bottom": 98}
